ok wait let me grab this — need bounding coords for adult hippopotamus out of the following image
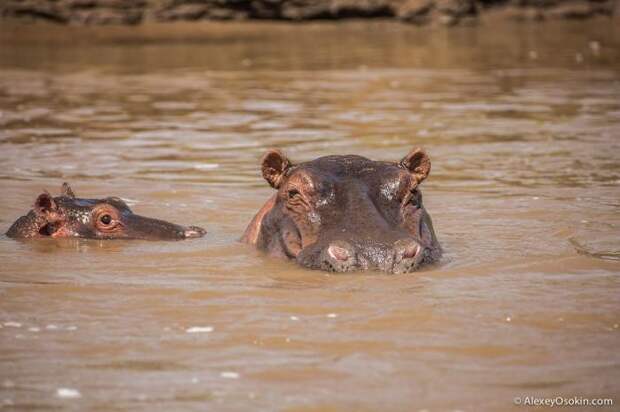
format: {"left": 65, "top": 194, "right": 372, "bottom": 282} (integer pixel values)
{"left": 6, "top": 183, "right": 206, "bottom": 240}
{"left": 242, "top": 147, "right": 441, "bottom": 274}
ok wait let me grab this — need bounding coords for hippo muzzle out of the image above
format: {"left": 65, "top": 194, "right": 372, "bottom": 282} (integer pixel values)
{"left": 121, "top": 213, "right": 206, "bottom": 240}
{"left": 299, "top": 238, "right": 427, "bottom": 274}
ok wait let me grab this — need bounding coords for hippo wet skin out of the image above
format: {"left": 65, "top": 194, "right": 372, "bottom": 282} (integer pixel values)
{"left": 242, "top": 147, "right": 441, "bottom": 274}
{"left": 6, "top": 183, "right": 206, "bottom": 240}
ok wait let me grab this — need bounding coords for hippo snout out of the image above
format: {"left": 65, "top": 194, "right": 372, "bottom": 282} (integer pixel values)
{"left": 122, "top": 214, "right": 207, "bottom": 240}
{"left": 183, "top": 226, "right": 207, "bottom": 239}
{"left": 311, "top": 239, "right": 426, "bottom": 274}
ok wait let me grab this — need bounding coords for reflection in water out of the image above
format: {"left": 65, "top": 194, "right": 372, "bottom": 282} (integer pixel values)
{"left": 0, "top": 19, "right": 619, "bottom": 411}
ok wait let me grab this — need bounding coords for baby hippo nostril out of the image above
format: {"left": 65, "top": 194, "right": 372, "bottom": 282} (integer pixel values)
{"left": 328, "top": 244, "right": 351, "bottom": 262}
{"left": 183, "top": 226, "right": 207, "bottom": 239}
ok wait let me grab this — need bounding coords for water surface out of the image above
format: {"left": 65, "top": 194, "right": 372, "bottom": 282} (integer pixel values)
{"left": 0, "top": 19, "right": 619, "bottom": 411}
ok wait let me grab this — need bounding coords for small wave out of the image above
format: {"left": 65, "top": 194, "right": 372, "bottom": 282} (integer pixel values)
{"left": 569, "top": 238, "right": 620, "bottom": 261}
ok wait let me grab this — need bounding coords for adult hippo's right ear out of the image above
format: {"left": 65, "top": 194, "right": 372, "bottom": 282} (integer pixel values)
{"left": 399, "top": 147, "right": 431, "bottom": 185}
{"left": 261, "top": 149, "right": 291, "bottom": 189}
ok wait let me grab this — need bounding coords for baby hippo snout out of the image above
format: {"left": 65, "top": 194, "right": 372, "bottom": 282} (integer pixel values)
{"left": 183, "top": 226, "right": 207, "bottom": 239}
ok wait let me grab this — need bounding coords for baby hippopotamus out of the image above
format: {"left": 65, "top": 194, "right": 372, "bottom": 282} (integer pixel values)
{"left": 6, "top": 183, "right": 206, "bottom": 240}
{"left": 242, "top": 147, "right": 441, "bottom": 274}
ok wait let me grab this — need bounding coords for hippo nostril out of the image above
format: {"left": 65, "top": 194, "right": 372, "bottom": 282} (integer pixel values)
{"left": 327, "top": 244, "right": 351, "bottom": 262}
{"left": 183, "top": 226, "right": 207, "bottom": 239}
{"left": 402, "top": 243, "right": 421, "bottom": 260}
{"left": 394, "top": 239, "right": 422, "bottom": 262}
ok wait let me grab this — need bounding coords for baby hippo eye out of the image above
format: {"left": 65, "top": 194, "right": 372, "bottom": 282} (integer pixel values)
{"left": 99, "top": 214, "right": 112, "bottom": 225}
{"left": 93, "top": 207, "right": 121, "bottom": 233}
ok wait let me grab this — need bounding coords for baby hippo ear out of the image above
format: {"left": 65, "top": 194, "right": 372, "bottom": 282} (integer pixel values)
{"left": 61, "top": 182, "right": 75, "bottom": 198}
{"left": 399, "top": 147, "right": 431, "bottom": 184}
{"left": 34, "top": 191, "right": 59, "bottom": 217}
{"left": 261, "top": 149, "right": 291, "bottom": 189}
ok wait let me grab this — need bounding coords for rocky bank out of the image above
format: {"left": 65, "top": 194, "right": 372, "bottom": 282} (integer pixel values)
{"left": 1, "top": 0, "right": 618, "bottom": 25}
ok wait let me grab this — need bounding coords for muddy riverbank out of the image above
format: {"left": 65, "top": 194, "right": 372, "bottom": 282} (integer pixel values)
{"left": 1, "top": 0, "right": 618, "bottom": 26}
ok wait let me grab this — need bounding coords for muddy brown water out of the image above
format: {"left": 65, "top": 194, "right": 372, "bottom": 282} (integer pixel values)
{"left": 0, "top": 19, "right": 619, "bottom": 411}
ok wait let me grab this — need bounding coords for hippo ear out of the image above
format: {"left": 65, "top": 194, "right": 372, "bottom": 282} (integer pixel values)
{"left": 261, "top": 149, "right": 291, "bottom": 189}
{"left": 61, "top": 182, "right": 76, "bottom": 198}
{"left": 399, "top": 147, "right": 431, "bottom": 184}
{"left": 34, "top": 191, "right": 58, "bottom": 217}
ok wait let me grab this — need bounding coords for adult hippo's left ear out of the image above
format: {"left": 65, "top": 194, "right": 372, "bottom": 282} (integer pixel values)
{"left": 261, "top": 149, "right": 291, "bottom": 189}
{"left": 399, "top": 147, "right": 431, "bottom": 185}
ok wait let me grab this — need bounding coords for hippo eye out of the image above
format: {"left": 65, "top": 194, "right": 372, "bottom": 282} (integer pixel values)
{"left": 93, "top": 208, "right": 121, "bottom": 233}
{"left": 288, "top": 189, "right": 300, "bottom": 200}
{"left": 99, "top": 214, "right": 112, "bottom": 225}
{"left": 409, "top": 190, "right": 421, "bottom": 209}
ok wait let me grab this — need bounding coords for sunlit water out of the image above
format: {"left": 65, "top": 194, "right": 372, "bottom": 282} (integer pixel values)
{"left": 0, "top": 19, "right": 619, "bottom": 411}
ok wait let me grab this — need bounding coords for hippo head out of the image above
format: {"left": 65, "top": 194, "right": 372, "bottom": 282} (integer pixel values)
{"left": 242, "top": 147, "right": 441, "bottom": 274}
{"left": 6, "top": 183, "right": 206, "bottom": 240}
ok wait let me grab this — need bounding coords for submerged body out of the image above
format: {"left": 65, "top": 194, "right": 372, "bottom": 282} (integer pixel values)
{"left": 6, "top": 183, "right": 206, "bottom": 240}
{"left": 242, "top": 147, "right": 441, "bottom": 274}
